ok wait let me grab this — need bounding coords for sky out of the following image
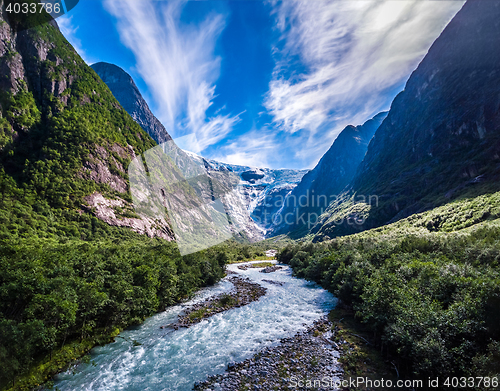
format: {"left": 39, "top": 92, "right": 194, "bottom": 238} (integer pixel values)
{"left": 58, "top": 0, "right": 465, "bottom": 170}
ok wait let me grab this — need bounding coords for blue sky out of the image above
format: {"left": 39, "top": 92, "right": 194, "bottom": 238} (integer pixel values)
{"left": 59, "top": 0, "right": 465, "bottom": 169}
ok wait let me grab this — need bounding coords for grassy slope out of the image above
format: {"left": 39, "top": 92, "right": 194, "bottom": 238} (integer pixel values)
{"left": 309, "top": 186, "right": 500, "bottom": 242}
{"left": 0, "top": 17, "right": 158, "bottom": 241}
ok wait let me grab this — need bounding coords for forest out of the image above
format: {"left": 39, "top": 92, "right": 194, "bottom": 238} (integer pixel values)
{"left": 0, "top": 235, "right": 271, "bottom": 390}
{"left": 277, "top": 195, "right": 500, "bottom": 383}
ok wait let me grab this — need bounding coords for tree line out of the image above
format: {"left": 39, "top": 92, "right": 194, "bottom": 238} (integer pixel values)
{"left": 0, "top": 238, "right": 228, "bottom": 389}
{"left": 278, "top": 224, "right": 500, "bottom": 386}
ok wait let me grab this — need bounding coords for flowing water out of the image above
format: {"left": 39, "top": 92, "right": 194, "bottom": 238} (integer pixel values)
{"left": 53, "top": 261, "right": 336, "bottom": 391}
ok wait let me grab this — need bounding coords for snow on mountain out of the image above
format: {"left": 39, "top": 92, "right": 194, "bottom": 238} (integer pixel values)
{"left": 183, "top": 151, "right": 309, "bottom": 235}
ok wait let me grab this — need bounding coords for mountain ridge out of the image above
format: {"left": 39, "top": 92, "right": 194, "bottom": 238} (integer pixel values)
{"left": 91, "top": 62, "right": 172, "bottom": 145}
{"left": 270, "top": 112, "right": 387, "bottom": 237}
{"left": 314, "top": 0, "right": 500, "bottom": 240}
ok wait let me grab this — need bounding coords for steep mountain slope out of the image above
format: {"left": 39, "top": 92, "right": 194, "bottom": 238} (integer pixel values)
{"left": 184, "top": 151, "right": 309, "bottom": 235}
{"left": 315, "top": 0, "right": 500, "bottom": 240}
{"left": 91, "top": 62, "right": 172, "bottom": 144}
{"left": 129, "top": 142, "right": 267, "bottom": 251}
{"left": 91, "top": 63, "right": 309, "bottom": 237}
{"left": 0, "top": 5, "right": 174, "bottom": 241}
{"left": 270, "top": 112, "right": 387, "bottom": 237}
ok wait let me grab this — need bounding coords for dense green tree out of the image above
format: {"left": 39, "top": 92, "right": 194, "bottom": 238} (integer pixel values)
{"left": 277, "top": 221, "right": 500, "bottom": 380}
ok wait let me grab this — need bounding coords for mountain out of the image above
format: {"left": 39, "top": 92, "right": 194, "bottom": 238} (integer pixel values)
{"left": 314, "top": 0, "right": 500, "bottom": 240}
{"left": 91, "top": 62, "right": 172, "bottom": 144}
{"left": 270, "top": 112, "right": 387, "bottom": 237}
{"left": 183, "top": 151, "right": 309, "bottom": 235}
{"left": 91, "top": 64, "right": 309, "bottom": 238}
{"left": 0, "top": 6, "right": 175, "bottom": 241}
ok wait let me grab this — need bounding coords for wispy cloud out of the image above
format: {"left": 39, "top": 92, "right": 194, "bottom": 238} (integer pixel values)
{"left": 212, "top": 129, "right": 278, "bottom": 168}
{"left": 58, "top": 15, "right": 91, "bottom": 63}
{"left": 262, "top": 0, "right": 465, "bottom": 168}
{"left": 213, "top": 125, "right": 338, "bottom": 169}
{"left": 104, "top": 0, "right": 238, "bottom": 152}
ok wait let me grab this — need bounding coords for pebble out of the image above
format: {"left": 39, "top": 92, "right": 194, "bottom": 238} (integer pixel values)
{"left": 193, "top": 318, "right": 343, "bottom": 391}
{"left": 163, "top": 276, "right": 267, "bottom": 329}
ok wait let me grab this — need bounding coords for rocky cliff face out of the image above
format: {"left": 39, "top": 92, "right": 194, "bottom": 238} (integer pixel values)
{"left": 0, "top": 8, "right": 175, "bottom": 241}
{"left": 91, "top": 62, "right": 172, "bottom": 145}
{"left": 314, "top": 0, "right": 500, "bottom": 240}
{"left": 93, "top": 63, "right": 309, "bottom": 239}
{"left": 184, "top": 151, "right": 309, "bottom": 236}
{"left": 270, "top": 112, "right": 387, "bottom": 237}
{"left": 215, "top": 163, "right": 309, "bottom": 234}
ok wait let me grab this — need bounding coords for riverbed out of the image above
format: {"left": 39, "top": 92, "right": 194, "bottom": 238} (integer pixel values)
{"left": 53, "top": 261, "right": 337, "bottom": 391}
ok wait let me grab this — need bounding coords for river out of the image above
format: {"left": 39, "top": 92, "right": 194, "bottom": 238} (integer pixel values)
{"left": 53, "top": 261, "right": 337, "bottom": 391}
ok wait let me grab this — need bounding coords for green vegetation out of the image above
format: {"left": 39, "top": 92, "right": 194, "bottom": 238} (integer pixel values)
{"left": 0, "top": 14, "right": 181, "bottom": 390}
{"left": 188, "top": 294, "right": 237, "bottom": 322}
{"left": 328, "top": 307, "right": 399, "bottom": 388}
{"left": 231, "top": 256, "right": 274, "bottom": 267}
{"left": 214, "top": 241, "right": 272, "bottom": 263}
{"left": 315, "top": 186, "right": 500, "bottom": 241}
{"left": 278, "top": 200, "right": 500, "bottom": 384}
{"left": 0, "top": 19, "right": 156, "bottom": 242}
{"left": 305, "top": 190, "right": 500, "bottom": 249}
{"left": 382, "top": 190, "right": 500, "bottom": 233}
{"left": 0, "top": 238, "right": 228, "bottom": 390}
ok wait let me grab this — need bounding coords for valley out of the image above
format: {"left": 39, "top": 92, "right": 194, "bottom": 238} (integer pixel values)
{"left": 51, "top": 261, "right": 336, "bottom": 391}
{"left": 1, "top": 0, "right": 499, "bottom": 390}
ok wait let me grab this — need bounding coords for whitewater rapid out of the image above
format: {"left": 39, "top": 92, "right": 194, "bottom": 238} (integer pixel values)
{"left": 53, "top": 261, "right": 336, "bottom": 391}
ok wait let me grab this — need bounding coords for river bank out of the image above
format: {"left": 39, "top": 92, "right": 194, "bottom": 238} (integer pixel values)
{"left": 192, "top": 306, "right": 401, "bottom": 391}
{"left": 193, "top": 317, "right": 343, "bottom": 391}
{"left": 51, "top": 260, "right": 335, "bottom": 391}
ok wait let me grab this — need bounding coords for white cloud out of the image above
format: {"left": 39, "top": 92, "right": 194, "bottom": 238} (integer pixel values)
{"left": 264, "top": 0, "right": 465, "bottom": 167}
{"left": 104, "top": 0, "right": 238, "bottom": 152}
{"left": 211, "top": 128, "right": 280, "bottom": 168}
{"left": 101, "top": 0, "right": 465, "bottom": 170}
{"left": 58, "top": 15, "right": 91, "bottom": 63}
